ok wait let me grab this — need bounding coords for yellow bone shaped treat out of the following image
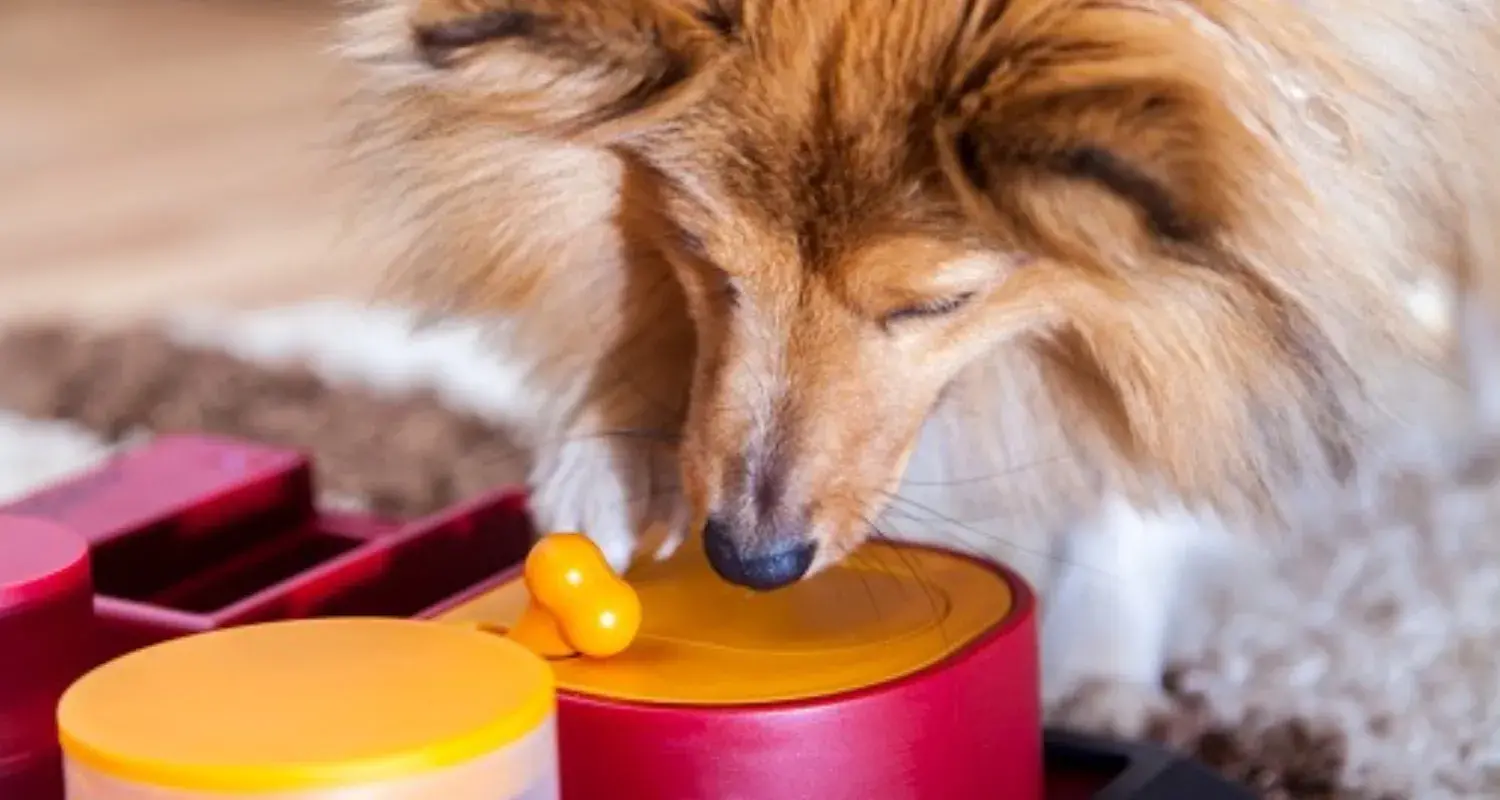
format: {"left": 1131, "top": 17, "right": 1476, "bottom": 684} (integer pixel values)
{"left": 506, "top": 533, "right": 642, "bottom": 658}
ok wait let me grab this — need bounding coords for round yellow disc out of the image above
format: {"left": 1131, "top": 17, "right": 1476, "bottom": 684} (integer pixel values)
{"left": 57, "top": 618, "right": 554, "bottom": 792}
{"left": 439, "top": 542, "right": 1014, "bottom": 705}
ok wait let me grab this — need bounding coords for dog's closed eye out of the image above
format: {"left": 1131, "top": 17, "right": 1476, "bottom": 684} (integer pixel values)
{"left": 882, "top": 292, "right": 976, "bottom": 328}
{"left": 672, "top": 225, "right": 711, "bottom": 263}
{"left": 413, "top": 11, "right": 539, "bottom": 68}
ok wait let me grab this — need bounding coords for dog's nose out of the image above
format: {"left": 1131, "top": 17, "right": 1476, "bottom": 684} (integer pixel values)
{"left": 702, "top": 516, "right": 816, "bottom": 591}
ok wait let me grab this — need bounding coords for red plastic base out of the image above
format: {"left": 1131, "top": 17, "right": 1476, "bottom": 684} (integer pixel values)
{"left": 0, "top": 518, "right": 94, "bottom": 788}
{"left": 550, "top": 559, "right": 1041, "bottom": 800}
{"left": 0, "top": 751, "right": 63, "bottom": 800}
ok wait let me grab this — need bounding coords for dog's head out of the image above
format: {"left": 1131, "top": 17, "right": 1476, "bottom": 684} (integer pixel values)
{"left": 360, "top": 0, "right": 1352, "bottom": 589}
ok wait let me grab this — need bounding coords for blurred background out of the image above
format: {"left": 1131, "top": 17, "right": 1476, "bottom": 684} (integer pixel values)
{"left": 0, "top": 0, "right": 379, "bottom": 325}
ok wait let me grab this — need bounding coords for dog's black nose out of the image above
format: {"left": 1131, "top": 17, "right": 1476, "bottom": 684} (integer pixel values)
{"left": 703, "top": 516, "right": 816, "bottom": 591}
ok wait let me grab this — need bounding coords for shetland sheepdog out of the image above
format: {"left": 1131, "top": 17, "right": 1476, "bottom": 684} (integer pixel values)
{"left": 339, "top": 0, "right": 1500, "bottom": 728}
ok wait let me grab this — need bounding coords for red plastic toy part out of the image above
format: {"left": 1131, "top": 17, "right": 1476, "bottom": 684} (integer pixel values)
{"left": 556, "top": 562, "right": 1042, "bottom": 800}
{"left": 0, "top": 435, "right": 536, "bottom": 662}
{"left": 0, "top": 517, "right": 95, "bottom": 800}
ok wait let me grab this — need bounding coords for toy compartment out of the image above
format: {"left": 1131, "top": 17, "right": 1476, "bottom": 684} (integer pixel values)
{"left": 0, "top": 435, "right": 536, "bottom": 658}
{"left": 219, "top": 491, "right": 534, "bottom": 626}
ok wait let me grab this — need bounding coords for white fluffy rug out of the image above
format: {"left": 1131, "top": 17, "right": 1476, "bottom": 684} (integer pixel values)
{"left": 2, "top": 301, "right": 1498, "bottom": 798}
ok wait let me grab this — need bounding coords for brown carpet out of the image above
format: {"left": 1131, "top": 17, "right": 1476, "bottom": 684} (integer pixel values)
{"left": 0, "top": 322, "right": 1363, "bottom": 798}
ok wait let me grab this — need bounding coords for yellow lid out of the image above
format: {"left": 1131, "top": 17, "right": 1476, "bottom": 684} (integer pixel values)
{"left": 440, "top": 541, "right": 1013, "bottom": 705}
{"left": 57, "top": 618, "right": 554, "bottom": 792}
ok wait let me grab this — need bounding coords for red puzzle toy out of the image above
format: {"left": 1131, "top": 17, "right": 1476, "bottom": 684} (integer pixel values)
{"left": 0, "top": 434, "right": 1251, "bottom": 800}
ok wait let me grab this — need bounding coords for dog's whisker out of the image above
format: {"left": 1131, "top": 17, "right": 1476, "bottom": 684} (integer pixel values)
{"left": 878, "top": 500, "right": 1058, "bottom": 567}
{"left": 859, "top": 518, "right": 946, "bottom": 638}
{"left": 842, "top": 547, "right": 890, "bottom": 629}
{"left": 877, "top": 492, "right": 1105, "bottom": 576}
{"left": 894, "top": 453, "right": 1070, "bottom": 487}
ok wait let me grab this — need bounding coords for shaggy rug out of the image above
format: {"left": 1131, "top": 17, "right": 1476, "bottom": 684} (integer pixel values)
{"left": 2, "top": 301, "right": 1497, "bottom": 799}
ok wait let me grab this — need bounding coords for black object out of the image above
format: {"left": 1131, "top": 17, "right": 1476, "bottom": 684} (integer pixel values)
{"left": 1045, "top": 728, "right": 1255, "bottom": 800}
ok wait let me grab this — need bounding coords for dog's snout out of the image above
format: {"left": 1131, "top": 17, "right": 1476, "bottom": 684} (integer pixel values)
{"left": 703, "top": 515, "right": 817, "bottom": 591}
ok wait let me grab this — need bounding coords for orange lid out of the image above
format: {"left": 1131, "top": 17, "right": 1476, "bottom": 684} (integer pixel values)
{"left": 439, "top": 541, "right": 1012, "bottom": 705}
{"left": 57, "top": 618, "right": 554, "bottom": 792}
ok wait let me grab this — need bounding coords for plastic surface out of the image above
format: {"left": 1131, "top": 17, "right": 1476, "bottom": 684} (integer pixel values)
{"left": 0, "top": 517, "right": 95, "bottom": 800}
{"left": 63, "top": 723, "right": 560, "bottom": 800}
{"left": 1, "top": 517, "right": 92, "bottom": 610}
{"left": 61, "top": 717, "right": 561, "bottom": 798}
{"left": 438, "top": 541, "right": 1040, "bottom": 800}
{"left": 58, "top": 618, "right": 556, "bottom": 793}
{"left": 440, "top": 538, "right": 1013, "bottom": 704}
{"left": 2, "top": 752, "right": 64, "bottom": 800}
{"left": 0, "top": 435, "right": 536, "bottom": 661}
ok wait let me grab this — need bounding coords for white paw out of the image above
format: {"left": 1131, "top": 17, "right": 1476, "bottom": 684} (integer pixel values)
{"left": 1047, "top": 677, "right": 1169, "bottom": 740}
{"left": 1042, "top": 593, "right": 1170, "bottom": 709}
{"left": 527, "top": 437, "right": 679, "bottom": 573}
{"left": 650, "top": 501, "right": 692, "bottom": 561}
{"left": 1041, "top": 494, "right": 1207, "bottom": 707}
{"left": 529, "top": 494, "right": 638, "bottom": 573}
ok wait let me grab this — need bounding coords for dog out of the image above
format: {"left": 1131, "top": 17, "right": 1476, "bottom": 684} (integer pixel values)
{"left": 339, "top": 0, "right": 1500, "bottom": 728}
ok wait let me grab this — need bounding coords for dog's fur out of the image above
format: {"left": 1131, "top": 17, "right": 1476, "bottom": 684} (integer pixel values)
{"left": 340, "top": 0, "right": 1500, "bottom": 724}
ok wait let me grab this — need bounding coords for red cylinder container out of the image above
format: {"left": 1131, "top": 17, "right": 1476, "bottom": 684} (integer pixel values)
{"left": 1, "top": 516, "right": 95, "bottom": 800}
{"left": 555, "top": 598, "right": 1040, "bottom": 800}
{"left": 436, "top": 541, "right": 1042, "bottom": 800}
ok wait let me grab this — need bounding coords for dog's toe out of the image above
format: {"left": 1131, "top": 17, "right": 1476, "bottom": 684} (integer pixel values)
{"left": 1047, "top": 676, "right": 1170, "bottom": 740}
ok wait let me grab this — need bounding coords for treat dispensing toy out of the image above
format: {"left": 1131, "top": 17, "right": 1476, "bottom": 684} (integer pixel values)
{"left": 463, "top": 530, "right": 1042, "bottom": 798}
{"left": 1, "top": 434, "right": 1254, "bottom": 800}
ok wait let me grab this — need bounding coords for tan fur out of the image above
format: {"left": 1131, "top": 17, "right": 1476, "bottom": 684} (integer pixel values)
{"left": 338, "top": 0, "right": 1500, "bottom": 575}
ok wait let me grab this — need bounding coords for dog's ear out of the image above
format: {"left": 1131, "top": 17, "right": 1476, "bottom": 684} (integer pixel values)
{"left": 410, "top": 0, "right": 738, "bottom": 137}
{"left": 935, "top": 0, "right": 1273, "bottom": 247}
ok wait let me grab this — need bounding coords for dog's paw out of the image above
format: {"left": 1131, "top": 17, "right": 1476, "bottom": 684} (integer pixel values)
{"left": 648, "top": 500, "right": 692, "bottom": 561}
{"left": 528, "top": 490, "right": 638, "bottom": 573}
{"left": 527, "top": 437, "right": 680, "bottom": 573}
{"left": 1046, "top": 676, "right": 1170, "bottom": 741}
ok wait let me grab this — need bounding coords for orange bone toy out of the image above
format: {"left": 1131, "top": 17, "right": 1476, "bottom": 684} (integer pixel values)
{"left": 505, "top": 533, "right": 642, "bottom": 659}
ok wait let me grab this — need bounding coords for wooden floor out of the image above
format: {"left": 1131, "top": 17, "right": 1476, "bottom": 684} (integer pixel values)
{"left": 0, "top": 0, "right": 383, "bottom": 324}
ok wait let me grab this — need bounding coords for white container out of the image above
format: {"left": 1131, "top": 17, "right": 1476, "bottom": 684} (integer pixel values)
{"left": 58, "top": 618, "right": 558, "bottom": 800}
